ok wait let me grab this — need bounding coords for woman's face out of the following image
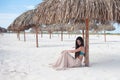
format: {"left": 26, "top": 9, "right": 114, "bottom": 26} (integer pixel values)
{"left": 77, "top": 40, "right": 81, "bottom": 46}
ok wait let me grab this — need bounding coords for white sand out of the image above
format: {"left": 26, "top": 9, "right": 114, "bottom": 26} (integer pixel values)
{"left": 0, "top": 33, "right": 120, "bottom": 80}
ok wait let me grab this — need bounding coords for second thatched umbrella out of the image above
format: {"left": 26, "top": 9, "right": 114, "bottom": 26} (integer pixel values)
{"left": 97, "top": 24, "right": 115, "bottom": 42}
{"left": 8, "top": 9, "right": 40, "bottom": 47}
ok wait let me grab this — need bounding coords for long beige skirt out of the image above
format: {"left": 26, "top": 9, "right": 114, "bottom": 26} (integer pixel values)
{"left": 51, "top": 50, "right": 82, "bottom": 70}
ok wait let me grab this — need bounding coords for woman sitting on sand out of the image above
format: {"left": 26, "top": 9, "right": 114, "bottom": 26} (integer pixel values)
{"left": 51, "top": 36, "right": 85, "bottom": 70}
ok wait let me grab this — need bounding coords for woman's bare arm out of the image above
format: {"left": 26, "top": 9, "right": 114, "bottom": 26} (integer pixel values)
{"left": 68, "top": 47, "right": 83, "bottom": 53}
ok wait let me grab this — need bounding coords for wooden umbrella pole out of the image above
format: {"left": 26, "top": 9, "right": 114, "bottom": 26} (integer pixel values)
{"left": 50, "top": 32, "right": 52, "bottom": 39}
{"left": 104, "top": 30, "right": 106, "bottom": 42}
{"left": 85, "top": 18, "right": 90, "bottom": 67}
{"left": 36, "top": 27, "right": 39, "bottom": 47}
{"left": 41, "top": 30, "right": 43, "bottom": 38}
{"left": 17, "top": 31, "right": 19, "bottom": 39}
{"left": 41, "top": 28, "right": 43, "bottom": 38}
{"left": 18, "top": 31, "right": 20, "bottom": 40}
{"left": 8, "top": 30, "right": 10, "bottom": 34}
{"left": 82, "top": 29, "right": 85, "bottom": 41}
{"left": 61, "top": 28, "right": 63, "bottom": 41}
{"left": 75, "top": 32, "right": 77, "bottom": 38}
{"left": 24, "top": 30, "right": 26, "bottom": 42}
{"left": 68, "top": 32, "right": 70, "bottom": 38}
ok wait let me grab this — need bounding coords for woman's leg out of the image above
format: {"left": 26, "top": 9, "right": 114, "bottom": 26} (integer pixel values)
{"left": 52, "top": 50, "right": 81, "bottom": 69}
{"left": 61, "top": 51, "right": 82, "bottom": 68}
{"left": 52, "top": 50, "right": 75, "bottom": 69}
{"left": 78, "top": 55, "right": 84, "bottom": 62}
{"left": 52, "top": 50, "right": 69, "bottom": 69}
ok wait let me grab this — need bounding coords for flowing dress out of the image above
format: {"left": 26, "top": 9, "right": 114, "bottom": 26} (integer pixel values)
{"left": 51, "top": 50, "right": 82, "bottom": 70}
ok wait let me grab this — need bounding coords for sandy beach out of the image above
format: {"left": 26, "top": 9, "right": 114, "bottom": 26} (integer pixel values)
{"left": 0, "top": 33, "right": 120, "bottom": 80}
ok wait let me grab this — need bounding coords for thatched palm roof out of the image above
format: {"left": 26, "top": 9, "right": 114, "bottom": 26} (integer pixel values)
{"left": 8, "top": 0, "right": 120, "bottom": 31}
{"left": 45, "top": 24, "right": 68, "bottom": 32}
{"left": 110, "top": 0, "right": 120, "bottom": 23}
{"left": 97, "top": 24, "right": 116, "bottom": 31}
{"left": 62, "top": 21, "right": 99, "bottom": 32}
{"left": 8, "top": 9, "right": 38, "bottom": 31}
{"left": 36, "top": 0, "right": 112, "bottom": 25}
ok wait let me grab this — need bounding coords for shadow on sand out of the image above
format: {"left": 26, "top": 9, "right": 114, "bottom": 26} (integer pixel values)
{"left": 91, "top": 54, "right": 120, "bottom": 69}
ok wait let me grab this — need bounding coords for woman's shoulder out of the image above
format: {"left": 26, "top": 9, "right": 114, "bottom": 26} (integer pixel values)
{"left": 79, "top": 46, "right": 85, "bottom": 51}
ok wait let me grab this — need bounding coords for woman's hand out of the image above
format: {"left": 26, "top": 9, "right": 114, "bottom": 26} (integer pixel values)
{"left": 67, "top": 50, "right": 74, "bottom": 53}
{"left": 61, "top": 50, "right": 68, "bottom": 53}
{"left": 62, "top": 50, "right": 70, "bottom": 53}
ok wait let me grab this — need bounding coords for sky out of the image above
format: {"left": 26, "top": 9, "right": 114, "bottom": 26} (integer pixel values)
{"left": 0, "top": 0, "right": 120, "bottom": 33}
{"left": 0, "top": 0, "right": 42, "bottom": 28}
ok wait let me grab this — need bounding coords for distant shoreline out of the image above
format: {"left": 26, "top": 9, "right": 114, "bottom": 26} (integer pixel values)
{"left": 3, "top": 32, "right": 120, "bottom": 35}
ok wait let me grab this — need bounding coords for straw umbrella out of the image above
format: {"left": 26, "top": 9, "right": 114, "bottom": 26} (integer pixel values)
{"left": 45, "top": 24, "right": 55, "bottom": 39}
{"left": 8, "top": 10, "right": 37, "bottom": 31}
{"left": 97, "top": 24, "right": 115, "bottom": 42}
{"left": 53, "top": 23, "right": 67, "bottom": 41}
{"left": 8, "top": 10, "right": 34, "bottom": 41}
{"left": 22, "top": 9, "right": 40, "bottom": 47}
{"left": 8, "top": 23, "right": 20, "bottom": 40}
{"left": 21, "top": 9, "right": 40, "bottom": 47}
{"left": 75, "top": 24, "right": 86, "bottom": 39}
{"left": 66, "top": 21, "right": 96, "bottom": 42}
{"left": 8, "top": 9, "right": 40, "bottom": 47}
{"left": 65, "top": 23, "right": 85, "bottom": 39}
{"left": 63, "top": 23, "right": 75, "bottom": 38}
{"left": 0, "top": 27, "right": 7, "bottom": 33}
{"left": 36, "top": 0, "right": 113, "bottom": 66}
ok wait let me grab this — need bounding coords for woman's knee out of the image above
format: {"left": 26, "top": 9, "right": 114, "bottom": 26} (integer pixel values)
{"left": 61, "top": 50, "right": 69, "bottom": 54}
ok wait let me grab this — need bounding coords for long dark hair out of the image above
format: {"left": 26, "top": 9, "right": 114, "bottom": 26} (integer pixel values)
{"left": 75, "top": 36, "right": 84, "bottom": 58}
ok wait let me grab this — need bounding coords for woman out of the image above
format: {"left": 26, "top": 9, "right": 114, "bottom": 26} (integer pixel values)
{"left": 51, "top": 36, "right": 85, "bottom": 70}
